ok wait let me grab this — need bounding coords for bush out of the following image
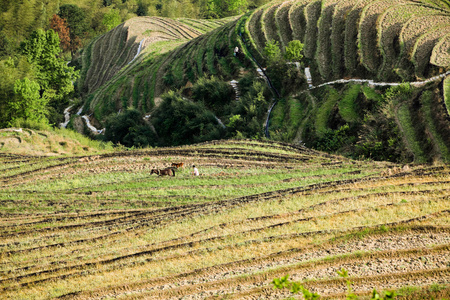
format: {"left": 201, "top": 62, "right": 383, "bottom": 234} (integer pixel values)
{"left": 152, "top": 90, "right": 225, "bottom": 146}
{"left": 104, "top": 109, "right": 157, "bottom": 148}
{"left": 192, "top": 76, "right": 234, "bottom": 113}
{"left": 265, "top": 60, "right": 306, "bottom": 96}
{"left": 284, "top": 40, "right": 304, "bottom": 62}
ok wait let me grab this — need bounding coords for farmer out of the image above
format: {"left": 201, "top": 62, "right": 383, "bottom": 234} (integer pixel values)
{"left": 192, "top": 165, "right": 199, "bottom": 176}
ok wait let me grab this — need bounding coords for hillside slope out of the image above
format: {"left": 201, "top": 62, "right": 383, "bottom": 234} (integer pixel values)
{"left": 0, "top": 139, "right": 449, "bottom": 299}
{"left": 76, "top": 0, "right": 450, "bottom": 163}
{"left": 77, "top": 16, "right": 232, "bottom": 97}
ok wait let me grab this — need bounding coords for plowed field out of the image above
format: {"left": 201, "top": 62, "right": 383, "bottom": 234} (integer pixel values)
{"left": 1, "top": 139, "right": 449, "bottom": 299}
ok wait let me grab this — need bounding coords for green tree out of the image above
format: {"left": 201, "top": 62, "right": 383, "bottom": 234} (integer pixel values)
{"left": 102, "top": 8, "right": 122, "bottom": 30}
{"left": 104, "top": 109, "right": 157, "bottom": 147}
{"left": 152, "top": 91, "right": 224, "bottom": 146}
{"left": 284, "top": 40, "right": 304, "bottom": 62}
{"left": 8, "top": 78, "right": 49, "bottom": 126}
{"left": 58, "top": 4, "right": 89, "bottom": 55}
{"left": 20, "top": 29, "right": 79, "bottom": 124}
{"left": 264, "top": 40, "right": 281, "bottom": 64}
{"left": 0, "top": 56, "right": 36, "bottom": 127}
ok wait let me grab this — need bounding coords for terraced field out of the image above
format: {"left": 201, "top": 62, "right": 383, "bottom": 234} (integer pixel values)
{"left": 242, "top": 0, "right": 450, "bottom": 82}
{"left": 1, "top": 138, "right": 449, "bottom": 299}
{"left": 78, "top": 16, "right": 230, "bottom": 98}
{"left": 77, "top": 0, "right": 450, "bottom": 134}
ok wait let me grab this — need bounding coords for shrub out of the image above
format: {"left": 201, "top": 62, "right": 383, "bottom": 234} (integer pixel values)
{"left": 152, "top": 90, "right": 225, "bottom": 146}
{"left": 192, "top": 76, "right": 234, "bottom": 112}
{"left": 284, "top": 40, "right": 304, "bottom": 62}
{"left": 265, "top": 60, "right": 306, "bottom": 96}
{"left": 104, "top": 108, "right": 157, "bottom": 148}
{"left": 264, "top": 39, "right": 282, "bottom": 64}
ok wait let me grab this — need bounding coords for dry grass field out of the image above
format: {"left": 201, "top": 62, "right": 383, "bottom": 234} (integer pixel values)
{"left": 0, "top": 136, "right": 449, "bottom": 299}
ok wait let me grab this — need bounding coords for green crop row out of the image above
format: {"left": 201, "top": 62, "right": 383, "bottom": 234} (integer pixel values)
{"left": 246, "top": 7, "right": 266, "bottom": 60}
{"left": 344, "top": 0, "right": 373, "bottom": 77}
{"left": 420, "top": 89, "right": 450, "bottom": 162}
{"left": 288, "top": 0, "right": 309, "bottom": 43}
{"left": 331, "top": 0, "right": 359, "bottom": 78}
{"left": 261, "top": 3, "right": 283, "bottom": 50}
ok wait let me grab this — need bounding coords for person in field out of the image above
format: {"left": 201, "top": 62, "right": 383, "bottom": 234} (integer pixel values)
{"left": 192, "top": 165, "right": 199, "bottom": 176}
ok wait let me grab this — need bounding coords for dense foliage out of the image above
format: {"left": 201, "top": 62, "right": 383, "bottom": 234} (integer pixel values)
{"left": 151, "top": 91, "right": 225, "bottom": 146}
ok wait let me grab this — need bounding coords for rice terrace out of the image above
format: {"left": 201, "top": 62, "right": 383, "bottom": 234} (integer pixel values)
{"left": 2, "top": 0, "right": 450, "bottom": 298}
{"left": 0, "top": 136, "right": 449, "bottom": 299}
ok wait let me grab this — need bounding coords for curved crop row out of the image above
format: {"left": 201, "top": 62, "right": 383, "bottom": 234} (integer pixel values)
{"left": 344, "top": 0, "right": 374, "bottom": 77}
{"left": 288, "top": 0, "right": 310, "bottom": 42}
{"left": 431, "top": 32, "right": 450, "bottom": 67}
{"left": 316, "top": 0, "right": 340, "bottom": 80}
{"left": 397, "top": 15, "right": 450, "bottom": 80}
{"left": 357, "top": 0, "right": 403, "bottom": 74}
{"left": 412, "top": 25, "right": 450, "bottom": 78}
{"left": 262, "top": 2, "right": 284, "bottom": 49}
{"left": 331, "top": 0, "right": 359, "bottom": 78}
{"left": 246, "top": 5, "right": 267, "bottom": 59}
{"left": 303, "top": 0, "right": 322, "bottom": 60}
{"left": 275, "top": 1, "right": 295, "bottom": 49}
{"left": 377, "top": 3, "right": 443, "bottom": 80}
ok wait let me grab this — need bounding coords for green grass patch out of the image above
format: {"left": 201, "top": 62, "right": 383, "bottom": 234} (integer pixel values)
{"left": 444, "top": 76, "right": 450, "bottom": 116}
{"left": 315, "top": 87, "right": 340, "bottom": 137}
{"left": 396, "top": 103, "right": 427, "bottom": 163}
{"left": 338, "top": 84, "right": 361, "bottom": 123}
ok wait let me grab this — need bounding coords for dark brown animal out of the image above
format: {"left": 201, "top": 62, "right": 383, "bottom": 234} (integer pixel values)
{"left": 171, "top": 162, "right": 184, "bottom": 169}
{"left": 150, "top": 168, "right": 175, "bottom": 176}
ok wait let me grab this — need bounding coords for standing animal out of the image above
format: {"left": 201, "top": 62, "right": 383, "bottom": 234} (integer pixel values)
{"left": 150, "top": 168, "right": 175, "bottom": 176}
{"left": 171, "top": 162, "right": 184, "bottom": 169}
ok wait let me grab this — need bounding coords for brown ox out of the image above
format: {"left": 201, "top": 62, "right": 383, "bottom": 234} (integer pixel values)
{"left": 150, "top": 168, "right": 176, "bottom": 176}
{"left": 171, "top": 162, "right": 184, "bottom": 169}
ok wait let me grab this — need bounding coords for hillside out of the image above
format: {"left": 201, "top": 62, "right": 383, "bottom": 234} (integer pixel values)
{"left": 0, "top": 127, "right": 113, "bottom": 156}
{"left": 77, "top": 16, "right": 234, "bottom": 97}
{"left": 74, "top": 0, "right": 450, "bottom": 163}
{"left": 0, "top": 139, "right": 449, "bottom": 299}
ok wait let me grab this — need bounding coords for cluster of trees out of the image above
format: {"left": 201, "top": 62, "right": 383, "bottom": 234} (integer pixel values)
{"left": 0, "top": 29, "right": 78, "bottom": 127}
{"left": 102, "top": 74, "right": 272, "bottom": 147}
{"left": 0, "top": 0, "right": 271, "bottom": 131}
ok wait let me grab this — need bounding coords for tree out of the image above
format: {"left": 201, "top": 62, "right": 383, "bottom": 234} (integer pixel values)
{"left": 8, "top": 78, "right": 49, "bottom": 126}
{"left": 102, "top": 8, "right": 122, "bottom": 31}
{"left": 20, "top": 29, "right": 79, "bottom": 123}
{"left": 284, "top": 40, "right": 304, "bottom": 62}
{"left": 58, "top": 4, "right": 89, "bottom": 55}
{"left": 104, "top": 109, "right": 157, "bottom": 147}
{"left": 152, "top": 91, "right": 224, "bottom": 146}
{"left": 264, "top": 40, "right": 281, "bottom": 64}
{"left": 0, "top": 56, "right": 36, "bottom": 127}
{"left": 50, "top": 14, "right": 71, "bottom": 52}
